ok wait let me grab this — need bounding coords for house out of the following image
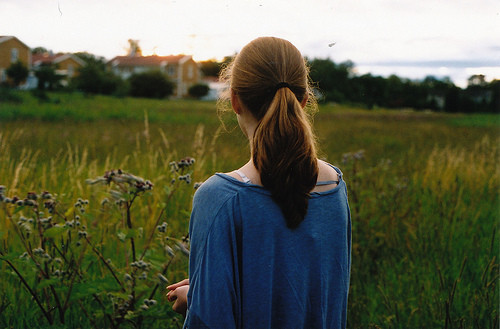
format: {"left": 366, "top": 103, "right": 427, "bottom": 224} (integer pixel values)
{"left": 201, "top": 76, "right": 227, "bottom": 100}
{"left": 32, "top": 52, "right": 86, "bottom": 85}
{"left": 0, "top": 36, "right": 31, "bottom": 84}
{"left": 109, "top": 54, "right": 200, "bottom": 97}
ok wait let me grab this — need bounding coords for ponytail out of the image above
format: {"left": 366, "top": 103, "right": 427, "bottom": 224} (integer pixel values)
{"left": 219, "top": 36, "right": 319, "bottom": 229}
{"left": 252, "top": 87, "right": 318, "bottom": 228}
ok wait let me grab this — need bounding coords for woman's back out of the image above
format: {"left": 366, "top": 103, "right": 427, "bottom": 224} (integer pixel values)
{"left": 185, "top": 165, "right": 351, "bottom": 328}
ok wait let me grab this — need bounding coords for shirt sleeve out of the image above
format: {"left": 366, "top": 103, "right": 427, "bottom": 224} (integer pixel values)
{"left": 184, "top": 186, "right": 241, "bottom": 329}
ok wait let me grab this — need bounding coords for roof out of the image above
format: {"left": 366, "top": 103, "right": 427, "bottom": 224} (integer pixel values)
{"left": 109, "top": 55, "right": 192, "bottom": 67}
{"left": 32, "top": 53, "right": 86, "bottom": 66}
{"left": 0, "top": 36, "right": 30, "bottom": 49}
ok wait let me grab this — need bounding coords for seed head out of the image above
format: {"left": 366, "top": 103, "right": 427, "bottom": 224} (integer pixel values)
{"left": 157, "top": 273, "right": 169, "bottom": 284}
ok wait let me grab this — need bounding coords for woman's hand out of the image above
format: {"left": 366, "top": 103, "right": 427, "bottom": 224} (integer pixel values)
{"left": 167, "top": 279, "right": 189, "bottom": 317}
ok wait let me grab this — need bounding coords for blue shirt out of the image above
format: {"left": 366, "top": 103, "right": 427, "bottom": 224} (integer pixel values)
{"left": 185, "top": 165, "right": 351, "bottom": 329}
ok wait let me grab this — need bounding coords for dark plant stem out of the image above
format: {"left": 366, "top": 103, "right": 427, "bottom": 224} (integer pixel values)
{"left": 140, "top": 182, "right": 178, "bottom": 260}
{"left": 85, "top": 236, "right": 125, "bottom": 292}
{"left": 126, "top": 195, "right": 137, "bottom": 262}
{"left": 0, "top": 251, "right": 53, "bottom": 325}
{"left": 148, "top": 255, "right": 175, "bottom": 300}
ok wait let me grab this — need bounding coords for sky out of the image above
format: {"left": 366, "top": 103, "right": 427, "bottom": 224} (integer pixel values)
{"left": 1, "top": 0, "right": 499, "bottom": 87}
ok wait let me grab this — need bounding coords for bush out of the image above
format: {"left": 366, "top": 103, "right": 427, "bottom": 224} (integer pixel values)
{"left": 73, "top": 64, "right": 123, "bottom": 95}
{"left": 34, "top": 64, "right": 64, "bottom": 90}
{"left": 188, "top": 83, "right": 209, "bottom": 99}
{"left": 0, "top": 87, "right": 23, "bottom": 103}
{"left": 129, "top": 71, "right": 174, "bottom": 99}
{"left": 6, "top": 61, "right": 29, "bottom": 87}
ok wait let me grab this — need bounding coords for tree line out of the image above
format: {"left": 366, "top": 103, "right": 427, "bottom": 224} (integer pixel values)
{"left": 3, "top": 48, "right": 499, "bottom": 112}
{"left": 200, "top": 57, "right": 499, "bottom": 113}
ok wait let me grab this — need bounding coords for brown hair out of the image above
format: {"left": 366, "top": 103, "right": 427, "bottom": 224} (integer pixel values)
{"left": 220, "top": 37, "right": 319, "bottom": 229}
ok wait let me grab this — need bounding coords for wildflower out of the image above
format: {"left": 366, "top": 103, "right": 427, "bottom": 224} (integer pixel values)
{"left": 175, "top": 241, "right": 190, "bottom": 257}
{"left": 41, "top": 191, "right": 52, "bottom": 199}
{"left": 194, "top": 182, "right": 203, "bottom": 189}
{"left": 131, "top": 260, "right": 150, "bottom": 270}
{"left": 157, "top": 273, "right": 169, "bottom": 284}
{"left": 157, "top": 222, "right": 167, "bottom": 233}
{"left": 140, "top": 304, "right": 149, "bottom": 311}
{"left": 33, "top": 248, "right": 45, "bottom": 256}
{"left": 27, "top": 192, "right": 38, "bottom": 200}
{"left": 353, "top": 150, "right": 365, "bottom": 160}
{"left": 23, "top": 199, "right": 35, "bottom": 207}
{"left": 165, "top": 245, "right": 175, "bottom": 257}
{"left": 78, "top": 231, "right": 88, "bottom": 238}
{"left": 15, "top": 200, "right": 24, "bottom": 207}
{"left": 19, "top": 252, "right": 28, "bottom": 259}
{"left": 139, "top": 272, "right": 147, "bottom": 280}
{"left": 124, "top": 273, "right": 133, "bottom": 282}
{"left": 144, "top": 299, "right": 157, "bottom": 306}
{"left": 342, "top": 153, "right": 352, "bottom": 165}
{"left": 179, "top": 174, "right": 192, "bottom": 184}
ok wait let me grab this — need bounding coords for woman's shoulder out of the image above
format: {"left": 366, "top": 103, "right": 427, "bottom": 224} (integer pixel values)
{"left": 317, "top": 159, "right": 341, "bottom": 180}
{"left": 192, "top": 174, "right": 242, "bottom": 206}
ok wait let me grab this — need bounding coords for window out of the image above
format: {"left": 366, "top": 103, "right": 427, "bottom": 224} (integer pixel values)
{"left": 168, "top": 66, "right": 176, "bottom": 76}
{"left": 11, "top": 48, "right": 19, "bottom": 63}
{"left": 67, "top": 64, "right": 74, "bottom": 77}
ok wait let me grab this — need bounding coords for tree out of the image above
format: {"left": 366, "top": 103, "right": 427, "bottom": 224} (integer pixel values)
{"left": 34, "top": 64, "right": 63, "bottom": 90}
{"left": 74, "top": 52, "right": 107, "bottom": 70}
{"left": 73, "top": 63, "right": 124, "bottom": 95}
{"left": 129, "top": 71, "right": 174, "bottom": 99}
{"left": 127, "top": 39, "right": 142, "bottom": 57}
{"left": 308, "top": 58, "right": 353, "bottom": 102}
{"left": 200, "top": 60, "right": 221, "bottom": 77}
{"left": 32, "top": 47, "right": 49, "bottom": 55}
{"left": 6, "top": 61, "right": 29, "bottom": 87}
{"left": 188, "top": 83, "right": 209, "bottom": 99}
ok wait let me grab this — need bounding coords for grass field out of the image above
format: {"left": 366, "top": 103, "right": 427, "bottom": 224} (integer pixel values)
{"left": 0, "top": 91, "right": 498, "bottom": 328}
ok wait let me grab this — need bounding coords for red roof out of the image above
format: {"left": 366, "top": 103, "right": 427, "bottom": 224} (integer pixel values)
{"left": 32, "top": 53, "right": 65, "bottom": 64}
{"left": 31, "top": 53, "right": 85, "bottom": 66}
{"left": 109, "top": 55, "right": 190, "bottom": 67}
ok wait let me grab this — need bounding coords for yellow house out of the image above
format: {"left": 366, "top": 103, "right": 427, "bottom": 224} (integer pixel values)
{"left": 32, "top": 53, "right": 85, "bottom": 84}
{"left": 0, "top": 36, "right": 31, "bottom": 84}
{"left": 109, "top": 54, "right": 200, "bottom": 97}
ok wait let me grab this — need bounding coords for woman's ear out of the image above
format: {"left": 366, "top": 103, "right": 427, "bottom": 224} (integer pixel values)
{"left": 300, "top": 94, "right": 308, "bottom": 108}
{"left": 231, "top": 89, "right": 241, "bottom": 115}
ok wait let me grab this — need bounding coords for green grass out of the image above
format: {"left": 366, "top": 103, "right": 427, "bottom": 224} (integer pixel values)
{"left": 0, "top": 91, "right": 498, "bottom": 328}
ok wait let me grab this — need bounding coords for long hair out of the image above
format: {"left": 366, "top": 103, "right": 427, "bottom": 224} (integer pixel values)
{"left": 220, "top": 37, "right": 318, "bottom": 229}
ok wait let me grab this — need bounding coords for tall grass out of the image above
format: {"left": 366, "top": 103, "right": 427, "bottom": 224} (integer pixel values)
{"left": 0, "top": 92, "right": 498, "bottom": 327}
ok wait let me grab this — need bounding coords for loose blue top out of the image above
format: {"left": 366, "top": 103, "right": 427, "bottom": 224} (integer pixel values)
{"left": 184, "top": 165, "right": 351, "bottom": 329}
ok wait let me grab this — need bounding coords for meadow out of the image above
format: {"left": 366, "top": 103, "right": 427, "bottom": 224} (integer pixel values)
{"left": 0, "top": 91, "right": 498, "bottom": 328}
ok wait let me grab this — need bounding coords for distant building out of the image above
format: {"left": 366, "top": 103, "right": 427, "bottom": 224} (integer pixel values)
{"left": 108, "top": 54, "right": 200, "bottom": 97}
{"left": 0, "top": 36, "right": 31, "bottom": 85}
{"left": 201, "top": 76, "right": 227, "bottom": 100}
{"left": 32, "top": 52, "right": 86, "bottom": 86}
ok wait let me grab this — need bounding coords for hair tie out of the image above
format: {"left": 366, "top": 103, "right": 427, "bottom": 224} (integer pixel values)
{"left": 275, "top": 82, "right": 290, "bottom": 91}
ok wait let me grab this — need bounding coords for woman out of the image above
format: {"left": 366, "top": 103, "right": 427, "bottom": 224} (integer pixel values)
{"left": 167, "top": 36, "right": 351, "bottom": 328}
